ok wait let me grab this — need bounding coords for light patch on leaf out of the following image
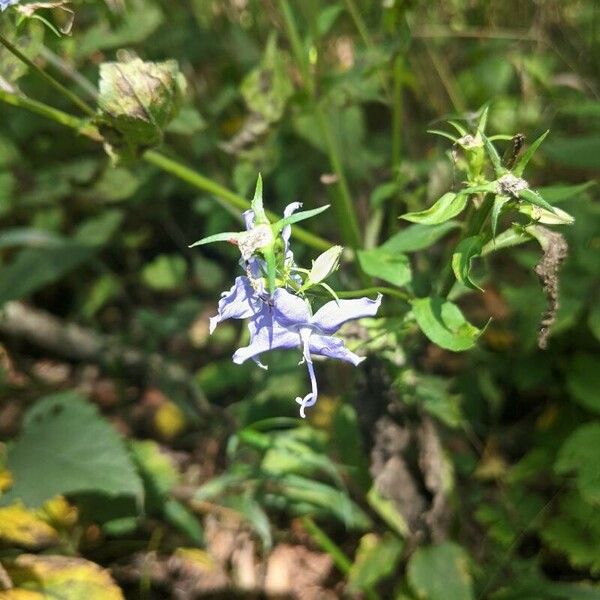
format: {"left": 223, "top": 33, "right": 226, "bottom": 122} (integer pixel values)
{"left": 4, "top": 555, "right": 124, "bottom": 600}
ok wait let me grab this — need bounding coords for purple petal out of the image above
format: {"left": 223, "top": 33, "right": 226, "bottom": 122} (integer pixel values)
{"left": 243, "top": 209, "right": 255, "bottom": 230}
{"left": 209, "top": 277, "right": 260, "bottom": 334}
{"left": 309, "top": 334, "right": 364, "bottom": 366}
{"left": 271, "top": 288, "right": 311, "bottom": 328}
{"left": 232, "top": 318, "right": 299, "bottom": 364}
{"left": 311, "top": 294, "right": 382, "bottom": 335}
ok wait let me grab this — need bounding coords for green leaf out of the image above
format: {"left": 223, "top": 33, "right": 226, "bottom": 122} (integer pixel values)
{"left": 541, "top": 490, "right": 600, "bottom": 574}
{"left": 482, "top": 133, "right": 505, "bottom": 177}
{"left": 555, "top": 423, "right": 600, "bottom": 505}
{"left": 407, "top": 542, "right": 474, "bottom": 600}
{"left": 491, "top": 195, "right": 511, "bottom": 238}
{"left": 535, "top": 182, "right": 596, "bottom": 204}
{"left": 96, "top": 58, "right": 186, "bottom": 164}
{"left": 451, "top": 235, "right": 484, "bottom": 291}
{"left": 317, "top": 4, "right": 344, "bottom": 36}
{"left": 566, "top": 354, "right": 600, "bottom": 414}
{"left": 2, "top": 393, "right": 143, "bottom": 508}
{"left": 348, "top": 533, "right": 403, "bottom": 592}
{"left": 513, "top": 129, "right": 550, "bottom": 176}
{"left": 366, "top": 486, "right": 409, "bottom": 537}
{"left": 141, "top": 254, "right": 187, "bottom": 291}
{"left": 518, "top": 188, "right": 557, "bottom": 214}
{"left": 250, "top": 174, "right": 267, "bottom": 223}
{"left": 401, "top": 193, "right": 468, "bottom": 225}
{"left": 241, "top": 34, "right": 293, "bottom": 123}
{"left": 273, "top": 204, "right": 330, "bottom": 229}
{"left": 381, "top": 222, "right": 459, "bottom": 253}
{"left": 163, "top": 499, "right": 204, "bottom": 545}
{"left": 411, "top": 297, "right": 483, "bottom": 351}
{"left": 129, "top": 440, "right": 178, "bottom": 505}
{"left": 189, "top": 231, "right": 241, "bottom": 247}
{"left": 357, "top": 248, "right": 412, "bottom": 288}
{"left": 223, "top": 495, "right": 272, "bottom": 550}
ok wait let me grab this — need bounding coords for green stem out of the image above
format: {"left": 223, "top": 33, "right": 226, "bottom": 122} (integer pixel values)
{"left": 336, "top": 286, "right": 412, "bottom": 301}
{"left": 144, "top": 151, "right": 330, "bottom": 251}
{"left": 0, "top": 33, "right": 95, "bottom": 117}
{"left": 301, "top": 517, "right": 380, "bottom": 600}
{"left": 0, "top": 90, "right": 331, "bottom": 252}
{"left": 279, "top": 0, "right": 362, "bottom": 250}
{"left": 0, "top": 88, "right": 90, "bottom": 131}
{"left": 301, "top": 516, "right": 352, "bottom": 573}
{"left": 438, "top": 195, "right": 494, "bottom": 297}
{"left": 391, "top": 54, "right": 404, "bottom": 171}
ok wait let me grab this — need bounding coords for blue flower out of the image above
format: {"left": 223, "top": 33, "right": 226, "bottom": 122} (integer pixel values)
{"left": 0, "top": 0, "right": 19, "bottom": 10}
{"left": 232, "top": 288, "right": 382, "bottom": 418}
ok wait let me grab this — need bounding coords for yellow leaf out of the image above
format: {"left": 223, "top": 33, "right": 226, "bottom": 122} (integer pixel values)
{"left": 0, "top": 590, "right": 45, "bottom": 599}
{"left": 39, "top": 496, "right": 78, "bottom": 529}
{"left": 0, "top": 469, "right": 12, "bottom": 493}
{"left": 4, "top": 555, "right": 124, "bottom": 600}
{"left": 0, "top": 504, "right": 59, "bottom": 548}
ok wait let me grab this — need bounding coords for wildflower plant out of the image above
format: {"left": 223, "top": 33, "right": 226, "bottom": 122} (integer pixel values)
{"left": 190, "top": 176, "right": 382, "bottom": 418}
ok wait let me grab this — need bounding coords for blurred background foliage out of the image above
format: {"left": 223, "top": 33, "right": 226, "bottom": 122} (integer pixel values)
{"left": 0, "top": 0, "right": 598, "bottom": 598}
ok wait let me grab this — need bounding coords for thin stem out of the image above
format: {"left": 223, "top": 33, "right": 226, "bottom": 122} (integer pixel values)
{"left": 279, "top": 0, "right": 362, "bottom": 250}
{"left": 0, "top": 89, "right": 94, "bottom": 133}
{"left": 301, "top": 517, "right": 380, "bottom": 600}
{"left": 144, "top": 151, "right": 330, "bottom": 251}
{"left": 391, "top": 54, "right": 404, "bottom": 171}
{"left": 0, "top": 91, "right": 331, "bottom": 252}
{"left": 0, "top": 33, "right": 95, "bottom": 117}
{"left": 336, "top": 286, "right": 412, "bottom": 302}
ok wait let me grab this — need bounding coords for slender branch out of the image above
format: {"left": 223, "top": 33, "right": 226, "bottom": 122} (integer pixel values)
{"left": 0, "top": 33, "right": 95, "bottom": 117}
{"left": 336, "top": 286, "right": 412, "bottom": 301}
{"left": 0, "top": 91, "right": 331, "bottom": 252}
{"left": 279, "top": 0, "right": 362, "bottom": 250}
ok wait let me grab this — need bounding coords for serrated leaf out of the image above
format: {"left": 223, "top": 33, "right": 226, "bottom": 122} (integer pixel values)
{"left": 96, "top": 58, "right": 185, "bottom": 164}
{"left": 541, "top": 490, "right": 600, "bottom": 575}
{"left": 451, "top": 235, "right": 484, "bottom": 291}
{"left": 4, "top": 555, "right": 124, "bottom": 600}
{"left": 513, "top": 129, "right": 550, "bottom": 176}
{"left": 407, "top": 542, "right": 474, "bottom": 600}
{"left": 348, "top": 533, "right": 403, "bottom": 592}
{"left": 401, "top": 193, "right": 468, "bottom": 225}
{"left": 2, "top": 393, "right": 143, "bottom": 508}
{"left": 555, "top": 423, "right": 600, "bottom": 505}
{"left": 357, "top": 248, "right": 412, "bottom": 287}
{"left": 412, "top": 297, "right": 483, "bottom": 351}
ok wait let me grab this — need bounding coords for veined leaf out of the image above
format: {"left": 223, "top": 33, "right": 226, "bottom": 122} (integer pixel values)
{"left": 2, "top": 393, "right": 143, "bottom": 508}
{"left": 412, "top": 297, "right": 483, "bottom": 351}
{"left": 451, "top": 235, "right": 484, "bottom": 291}
{"left": 401, "top": 193, "right": 468, "bottom": 225}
